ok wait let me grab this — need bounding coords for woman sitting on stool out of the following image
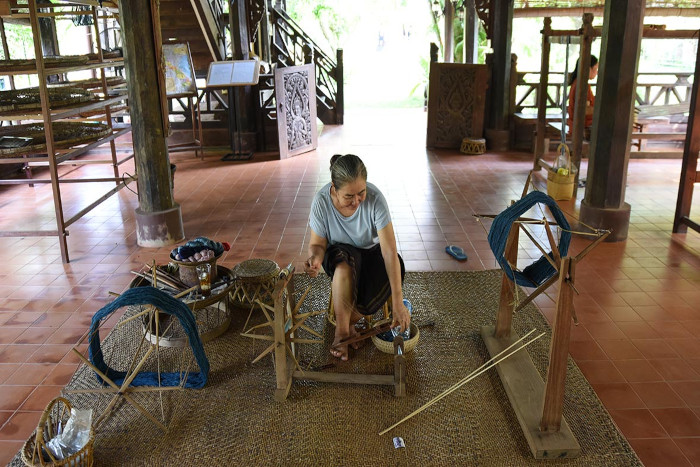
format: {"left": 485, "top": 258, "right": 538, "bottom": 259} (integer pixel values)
{"left": 304, "top": 154, "right": 410, "bottom": 361}
{"left": 567, "top": 55, "right": 599, "bottom": 139}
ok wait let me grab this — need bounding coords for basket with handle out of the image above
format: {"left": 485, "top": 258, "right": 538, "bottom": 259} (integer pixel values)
{"left": 21, "top": 397, "right": 95, "bottom": 467}
{"left": 547, "top": 143, "right": 577, "bottom": 201}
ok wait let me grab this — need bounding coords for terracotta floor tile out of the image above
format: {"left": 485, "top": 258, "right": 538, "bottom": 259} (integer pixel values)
{"left": 0, "top": 411, "right": 41, "bottom": 443}
{"left": 649, "top": 359, "right": 700, "bottom": 382}
{"left": 0, "top": 345, "right": 42, "bottom": 364}
{"left": 675, "top": 438, "right": 700, "bottom": 466}
{"left": 576, "top": 360, "right": 625, "bottom": 384}
{"left": 651, "top": 408, "right": 700, "bottom": 437}
{"left": 3, "top": 363, "right": 54, "bottom": 386}
{"left": 632, "top": 338, "right": 681, "bottom": 359}
{"left": 668, "top": 339, "right": 700, "bottom": 360}
{"left": 614, "top": 359, "right": 664, "bottom": 383}
{"left": 617, "top": 321, "right": 662, "bottom": 340}
{"left": 19, "top": 385, "right": 62, "bottom": 412}
{"left": 669, "top": 381, "right": 700, "bottom": 407}
{"left": 0, "top": 440, "right": 25, "bottom": 466}
{"left": 630, "top": 382, "right": 687, "bottom": 408}
{"left": 597, "top": 339, "right": 644, "bottom": 360}
{"left": 43, "top": 363, "right": 79, "bottom": 386}
{"left": 609, "top": 408, "right": 669, "bottom": 438}
{"left": 628, "top": 438, "right": 692, "bottom": 467}
{"left": 583, "top": 322, "right": 626, "bottom": 340}
{"left": 0, "top": 364, "right": 20, "bottom": 384}
{"left": 0, "top": 385, "right": 34, "bottom": 411}
{"left": 568, "top": 340, "right": 608, "bottom": 360}
{"left": 591, "top": 382, "right": 645, "bottom": 409}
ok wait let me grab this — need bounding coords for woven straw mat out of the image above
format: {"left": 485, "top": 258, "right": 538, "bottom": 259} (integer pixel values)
{"left": 11, "top": 270, "right": 641, "bottom": 466}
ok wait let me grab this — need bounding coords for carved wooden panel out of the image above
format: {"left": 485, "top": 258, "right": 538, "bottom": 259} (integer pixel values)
{"left": 275, "top": 63, "right": 318, "bottom": 159}
{"left": 426, "top": 63, "right": 489, "bottom": 149}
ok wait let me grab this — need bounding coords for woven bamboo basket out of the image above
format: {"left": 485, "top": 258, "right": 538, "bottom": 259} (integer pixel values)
{"left": 21, "top": 397, "right": 95, "bottom": 467}
{"left": 0, "top": 87, "right": 95, "bottom": 113}
{"left": 546, "top": 144, "right": 576, "bottom": 201}
{"left": 230, "top": 258, "right": 280, "bottom": 308}
{"left": 372, "top": 322, "right": 420, "bottom": 354}
{"left": 459, "top": 137, "right": 486, "bottom": 155}
{"left": 0, "top": 122, "right": 111, "bottom": 158}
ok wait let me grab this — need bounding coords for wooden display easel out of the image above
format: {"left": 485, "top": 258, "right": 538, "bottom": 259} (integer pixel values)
{"left": 478, "top": 175, "right": 609, "bottom": 459}
{"left": 249, "top": 265, "right": 407, "bottom": 401}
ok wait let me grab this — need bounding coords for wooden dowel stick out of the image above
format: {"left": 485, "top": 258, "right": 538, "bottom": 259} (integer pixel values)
{"left": 379, "top": 330, "right": 545, "bottom": 436}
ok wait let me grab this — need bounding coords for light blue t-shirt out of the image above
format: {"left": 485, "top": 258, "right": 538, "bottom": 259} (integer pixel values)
{"left": 309, "top": 182, "right": 391, "bottom": 249}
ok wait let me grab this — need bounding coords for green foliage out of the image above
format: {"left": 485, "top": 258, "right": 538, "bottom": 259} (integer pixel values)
{"left": 5, "top": 23, "right": 35, "bottom": 60}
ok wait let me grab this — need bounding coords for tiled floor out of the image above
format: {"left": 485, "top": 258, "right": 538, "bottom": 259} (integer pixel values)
{"left": 1, "top": 108, "right": 699, "bottom": 465}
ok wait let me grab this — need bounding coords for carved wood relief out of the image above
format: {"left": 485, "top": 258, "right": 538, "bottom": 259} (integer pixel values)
{"left": 275, "top": 63, "right": 318, "bottom": 159}
{"left": 426, "top": 63, "right": 489, "bottom": 149}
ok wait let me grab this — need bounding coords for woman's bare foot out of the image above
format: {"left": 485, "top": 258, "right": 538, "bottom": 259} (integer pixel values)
{"left": 330, "top": 327, "right": 363, "bottom": 360}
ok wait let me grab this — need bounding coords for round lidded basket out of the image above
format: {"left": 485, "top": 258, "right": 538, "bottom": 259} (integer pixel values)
{"left": 170, "top": 253, "right": 221, "bottom": 287}
{"left": 21, "top": 397, "right": 95, "bottom": 467}
{"left": 372, "top": 322, "right": 420, "bottom": 354}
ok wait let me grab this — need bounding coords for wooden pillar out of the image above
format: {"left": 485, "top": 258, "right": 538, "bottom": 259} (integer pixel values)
{"left": 444, "top": 0, "right": 454, "bottom": 63}
{"left": 673, "top": 41, "right": 700, "bottom": 233}
{"left": 463, "top": 0, "right": 479, "bottom": 64}
{"left": 230, "top": 0, "right": 254, "bottom": 138}
{"left": 540, "top": 257, "right": 574, "bottom": 432}
{"left": 533, "top": 18, "right": 552, "bottom": 170}
{"left": 580, "top": 0, "right": 644, "bottom": 242}
{"left": 118, "top": 0, "right": 184, "bottom": 247}
{"left": 570, "top": 13, "right": 594, "bottom": 196}
{"left": 485, "top": 0, "right": 514, "bottom": 149}
{"left": 335, "top": 48, "right": 344, "bottom": 125}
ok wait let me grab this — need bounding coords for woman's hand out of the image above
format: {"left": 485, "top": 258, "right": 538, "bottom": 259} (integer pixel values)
{"left": 304, "top": 255, "right": 322, "bottom": 278}
{"left": 391, "top": 300, "right": 411, "bottom": 333}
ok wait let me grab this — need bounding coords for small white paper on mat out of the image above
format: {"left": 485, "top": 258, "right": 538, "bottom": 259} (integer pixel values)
{"left": 393, "top": 437, "right": 406, "bottom": 449}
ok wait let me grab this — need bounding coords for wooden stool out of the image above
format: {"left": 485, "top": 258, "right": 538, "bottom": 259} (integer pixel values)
{"left": 230, "top": 259, "right": 280, "bottom": 308}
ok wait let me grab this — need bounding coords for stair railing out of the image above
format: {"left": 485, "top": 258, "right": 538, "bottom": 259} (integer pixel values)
{"left": 269, "top": 6, "right": 343, "bottom": 124}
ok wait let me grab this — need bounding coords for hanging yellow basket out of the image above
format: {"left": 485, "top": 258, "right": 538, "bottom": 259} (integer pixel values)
{"left": 547, "top": 143, "right": 577, "bottom": 201}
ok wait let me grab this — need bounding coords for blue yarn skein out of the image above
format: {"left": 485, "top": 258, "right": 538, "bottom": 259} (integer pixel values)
{"left": 488, "top": 191, "right": 571, "bottom": 288}
{"left": 88, "top": 286, "right": 209, "bottom": 389}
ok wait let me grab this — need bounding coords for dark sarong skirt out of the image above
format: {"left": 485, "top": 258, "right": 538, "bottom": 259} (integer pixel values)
{"left": 322, "top": 243, "right": 405, "bottom": 316}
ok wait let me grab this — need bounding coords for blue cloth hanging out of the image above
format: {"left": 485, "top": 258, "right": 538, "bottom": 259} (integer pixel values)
{"left": 488, "top": 191, "right": 571, "bottom": 288}
{"left": 88, "top": 286, "right": 209, "bottom": 389}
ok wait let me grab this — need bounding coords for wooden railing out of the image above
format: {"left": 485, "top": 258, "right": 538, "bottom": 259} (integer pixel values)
{"left": 269, "top": 6, "right": 343, "bottom": 124}
{"left": 191, "top": 0, "right": 228, "bottom": 61}
{"left": 514, "top": 70, "right": 694, "bottom": 113}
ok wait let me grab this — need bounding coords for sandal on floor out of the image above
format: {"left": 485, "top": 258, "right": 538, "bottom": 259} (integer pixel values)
{"left": 445, "top": 245, "right": 468, "bottom": 261}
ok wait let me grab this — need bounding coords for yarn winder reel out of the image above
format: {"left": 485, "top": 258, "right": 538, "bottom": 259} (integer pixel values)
{"left": 474, "top": 172, "right": 609, "bottom": 459}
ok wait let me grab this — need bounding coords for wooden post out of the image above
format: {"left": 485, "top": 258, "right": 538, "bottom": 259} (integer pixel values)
{"left": 673, "top": 40, "right": 700, "bottom": 233}
{"left": 495, "top": 225, "right": 519, "bottom": 338}
{"left": 444, "top": 0, "right": 454, "bottom": 63}
{"left": 571, "top": 13, "right": 594, "bottom": 196}
{"left": 335, "top": 48, "right": 344, "bottom": 125}
{"left": 533, "top": 18, "right": 552, "bottom": 170}
{"left": 118, "top": 0, "right": 184, "bottom": 246}
{"left": 463, "top": 0, "right": 479, "bottom": 64}
{"left": 486, "top": 0, "right": 514, "bottom": 131}
{"left": 580, "top": 0, "right": 644, "bottom": 241}
{"left": 540, "top": 257, "right": 574, "bottom": 432}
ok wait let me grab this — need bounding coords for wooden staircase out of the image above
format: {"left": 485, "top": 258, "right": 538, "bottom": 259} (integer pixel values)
{"left": 159, "top": 0, "right": 226, "bottom": 75}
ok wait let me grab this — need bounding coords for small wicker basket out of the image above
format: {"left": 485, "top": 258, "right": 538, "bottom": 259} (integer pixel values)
{"left": 372, "top": 322, "right": 420, "bottom": 354}
{"left": 21, "top": 397, "right": 95, "bottom": 467}
{"left": 547, "top": 144, "right": 576, "bottom": 201}
{"left": 460, "top": 137, "right": 486, "bottom": 155}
